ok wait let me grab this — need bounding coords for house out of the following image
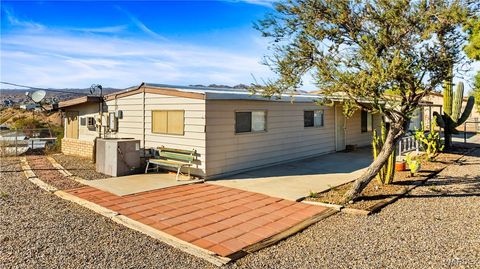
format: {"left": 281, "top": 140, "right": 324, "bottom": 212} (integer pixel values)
{"left": 19, "top": 103, "right": 39, "bottom": 110}
{"left": 422, "top": 92, "right": 480, "bottom": 132}
{"left": 58, "top": 83, "right": 381, "bottom": 179}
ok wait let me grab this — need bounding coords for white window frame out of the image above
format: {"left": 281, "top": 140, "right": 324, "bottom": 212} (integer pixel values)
{"left": 304, "top": 109, "right": 325, "bottom": 128}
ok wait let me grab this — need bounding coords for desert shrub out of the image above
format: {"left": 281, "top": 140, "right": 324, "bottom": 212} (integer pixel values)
{"left": 414, "top": 118, "right": 444, "bottom": 161}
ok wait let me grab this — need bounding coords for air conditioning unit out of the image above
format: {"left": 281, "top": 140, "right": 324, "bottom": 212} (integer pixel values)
{"left": 87, "top": 117, "right": 96, "bottom": 128}
{"left": 96, "top": 138, "right": 141, "bottom": 177}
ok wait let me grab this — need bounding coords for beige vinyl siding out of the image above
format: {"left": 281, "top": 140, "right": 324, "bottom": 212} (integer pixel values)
{"left": 106, "top": 92, "right": 206, "bottom": 177}
{"left": 144, "top": 93, "right": 206, "bottom": 177}
{"left": 64, "top": 103, "right": 100, "bottom": 142}
{"left": 205, "top": 100, "right": 335, "bottom": 178}
{"left": 106, "top": 93, "right": 144, "bottom": 144}
{"left": 345, "top": 110, "right": 381, "bottom": 147}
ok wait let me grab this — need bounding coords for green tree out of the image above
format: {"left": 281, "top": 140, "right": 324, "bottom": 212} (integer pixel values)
{"left": 464, "top": 17, "right": 480, "bottom": 110}
{"left": 255, "top": 0, "right": 474, "bottom": 201}
{"left": 464, "top": 17, "right": 480, "bottom": 61}
{"left": 472, "top": 72, "right": 480, "bottom": 110}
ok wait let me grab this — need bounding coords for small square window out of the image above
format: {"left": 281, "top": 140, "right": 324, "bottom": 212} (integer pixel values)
{"left": 235, "top": 111, "right": 266, "bottom": 133}
{"left": 80, "top": 117, "right": 86, "bottom": 126}
{"left": 151, "top": 110, "right": 184, "bottom": 135}
{"left": 304, "top": 110, "right": 324, "bottom": 127}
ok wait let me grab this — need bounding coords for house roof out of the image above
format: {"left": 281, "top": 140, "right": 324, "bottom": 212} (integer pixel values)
{"left": 57, "top": 96, "right": 101, "bottom": 109}
{"left": 104, "top": 82, "right": 324, "bottom": 103}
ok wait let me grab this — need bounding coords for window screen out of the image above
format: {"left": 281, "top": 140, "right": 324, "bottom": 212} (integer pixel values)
{"left": 252, "top": 111, "right": 266, "bottom": 131}
{"left": 305, "top": 110, "right": 324, "bottom": 127}
{"left": 235, "top": 112, "right": 252, "bottom": 133}
{"left": 304, "top": 111, "right": 314, "bottom": 127}
{"left": 314, "top": 110, "right": 324, "bottom": 127}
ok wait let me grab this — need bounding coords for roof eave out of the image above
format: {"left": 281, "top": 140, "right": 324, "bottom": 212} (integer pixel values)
{"left": 57, "top": 96, "right": 101, "bottom": 109}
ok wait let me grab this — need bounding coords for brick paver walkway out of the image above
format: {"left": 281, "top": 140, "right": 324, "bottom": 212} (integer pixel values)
{"left": 66, "top": 183, "right": 328, "bottom": 257}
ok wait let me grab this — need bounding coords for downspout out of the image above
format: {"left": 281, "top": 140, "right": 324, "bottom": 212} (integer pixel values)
{"left": 142, "top": 86, "right": 146, "bottom": 155}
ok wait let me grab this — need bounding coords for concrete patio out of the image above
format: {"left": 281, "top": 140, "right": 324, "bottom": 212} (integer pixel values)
{"left": 210, "top": 147, "right": 372, "bottom": 201}
{"left": 82, "top": 173, "right": 203, "bottom": 196}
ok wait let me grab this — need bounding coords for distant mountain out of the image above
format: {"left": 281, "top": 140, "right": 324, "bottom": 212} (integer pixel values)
{"left": 0, "top": 88, "right": 124, "bottom": 104}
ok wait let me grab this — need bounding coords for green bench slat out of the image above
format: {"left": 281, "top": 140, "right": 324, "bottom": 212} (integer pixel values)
{"left": 149, "top": 159, "right": 191, "bottom": 167}
{"left": 158, "top": 147, "right": 195, "bottom": 155}
{"left": 159, "top": 151, "right": 194, "bottom": 162}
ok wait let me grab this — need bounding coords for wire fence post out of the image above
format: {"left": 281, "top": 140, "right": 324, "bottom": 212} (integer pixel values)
{"left": 15, "top": 128, "right": 18, "bottom": 156}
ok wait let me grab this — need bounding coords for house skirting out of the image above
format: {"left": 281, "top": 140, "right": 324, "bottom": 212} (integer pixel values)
{"left": 61, "top": 138, "right": 95, "bottom": 159}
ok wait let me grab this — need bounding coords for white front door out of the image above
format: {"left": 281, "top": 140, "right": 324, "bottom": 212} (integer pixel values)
{"left": 335, "top": 104, "right": 346, "bottom": 151}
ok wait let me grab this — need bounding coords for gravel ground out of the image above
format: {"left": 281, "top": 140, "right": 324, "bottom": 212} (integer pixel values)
{"left": 1, "top": 149, "right": 479, "bottom": 268}
{"left": 27, "top": 155, "right": 84, "bottom": 190}
{"left": 51, "top": 153, "right": 109, "bottom": 180}
{"left": 231, "top": 148, "right": 480, "bottom": 269}
{"left": 0, "top": 157, "right": 213, "bottom": 269}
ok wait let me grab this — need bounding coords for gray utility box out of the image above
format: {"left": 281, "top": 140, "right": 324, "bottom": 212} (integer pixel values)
{"left": 96, "top": 138, "right": 141, "bottom": 177}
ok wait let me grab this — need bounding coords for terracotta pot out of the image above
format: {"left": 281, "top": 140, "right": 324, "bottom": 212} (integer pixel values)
{"left": 395, "top": 161, "right": 406, "bottom": 171}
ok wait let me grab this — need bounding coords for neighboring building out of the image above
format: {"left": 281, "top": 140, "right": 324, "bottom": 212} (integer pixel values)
{"left": 19, "top": 103, "right": 39, "bottom": 110}
{"left": 58, "top": 83, "right": 381, "bottom": 179}
{"left": 2, "top": 99, "right": 13, "bottom": 107}
{"left": 422, "top": 92, "right": 480, "bottom": 132}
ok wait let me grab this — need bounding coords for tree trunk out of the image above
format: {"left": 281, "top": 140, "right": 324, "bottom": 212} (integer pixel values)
{"left": 444, "top": 132, "right": 452, "bottom": 148}
{"left": 342, "top": 124, "right": 404, "bottom": 203}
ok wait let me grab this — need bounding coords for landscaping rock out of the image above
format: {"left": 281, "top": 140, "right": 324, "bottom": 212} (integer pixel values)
{"left": 51, "top": 154, "right": 109, "bottom": 180}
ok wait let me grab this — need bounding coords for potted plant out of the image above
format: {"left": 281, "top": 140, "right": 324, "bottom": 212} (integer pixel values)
{"left": 395, "top": 160, "right": 406, "bottom": 171}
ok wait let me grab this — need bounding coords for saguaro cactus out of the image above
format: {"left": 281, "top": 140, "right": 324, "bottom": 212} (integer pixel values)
{"left": 434, "top": 81, "right": 475, "bottom": 148}
{"left": 451, "top": 81, "right": 464, "bottom": 121}
{"left": 372, "top": 122, "right": 396, "bottom": 184}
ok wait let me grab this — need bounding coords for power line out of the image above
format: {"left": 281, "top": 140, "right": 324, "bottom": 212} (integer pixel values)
{"left": 0, "top": 81, "right": 87, "bottom": 95}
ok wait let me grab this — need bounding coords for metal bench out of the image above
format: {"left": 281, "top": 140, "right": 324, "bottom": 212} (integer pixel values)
{"left": 145, "top": 147, "right": 196, "bottom": 181}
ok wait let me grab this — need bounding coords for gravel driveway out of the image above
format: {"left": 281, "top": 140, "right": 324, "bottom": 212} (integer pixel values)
{"left": 1, "top": 149, "right": 479, "bottom": 268}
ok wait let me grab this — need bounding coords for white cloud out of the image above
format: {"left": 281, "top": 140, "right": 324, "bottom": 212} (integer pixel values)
{"left": 3, "top": 7, "right": 45, "bottom": 30}
{"left": 67, "top": 25, "right": 128, "bottom": 34}
{"left": 1, "top": 27, "right": 273, "bottom": 89}
{"left": 227, "top": 0, "right": 277, "bottom": 8}
{"left": 114, "top": 5, "right": 168, "bottom": 41}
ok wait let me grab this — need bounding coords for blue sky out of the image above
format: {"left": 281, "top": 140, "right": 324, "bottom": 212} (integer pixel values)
{"left": 1, "top": 0, "right": 281, "bottom": 89}
{"left": 1, "top": 1, "right": 478, "bottom": 92}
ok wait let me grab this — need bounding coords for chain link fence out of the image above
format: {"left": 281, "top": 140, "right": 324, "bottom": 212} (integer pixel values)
{"left": 0, "top": 128, "right": 62, "bottom": 157}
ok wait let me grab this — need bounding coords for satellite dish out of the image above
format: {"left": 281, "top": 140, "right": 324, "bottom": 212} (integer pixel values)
{"left": 31, "top": 90, "right": 46, "bottom": 103}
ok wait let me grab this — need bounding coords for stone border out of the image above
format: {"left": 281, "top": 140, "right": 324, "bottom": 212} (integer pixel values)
{"left": 301, "top": 200, "right": 344, "bottom": 211}
{"left": 20, "top": 157, "right": 58, "bottom": 193}
{"left": 21, "top": 157, "right": 231, "bottom": 266}
{"left": 45, "top": 156, "right": 91, "bottom": 185}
